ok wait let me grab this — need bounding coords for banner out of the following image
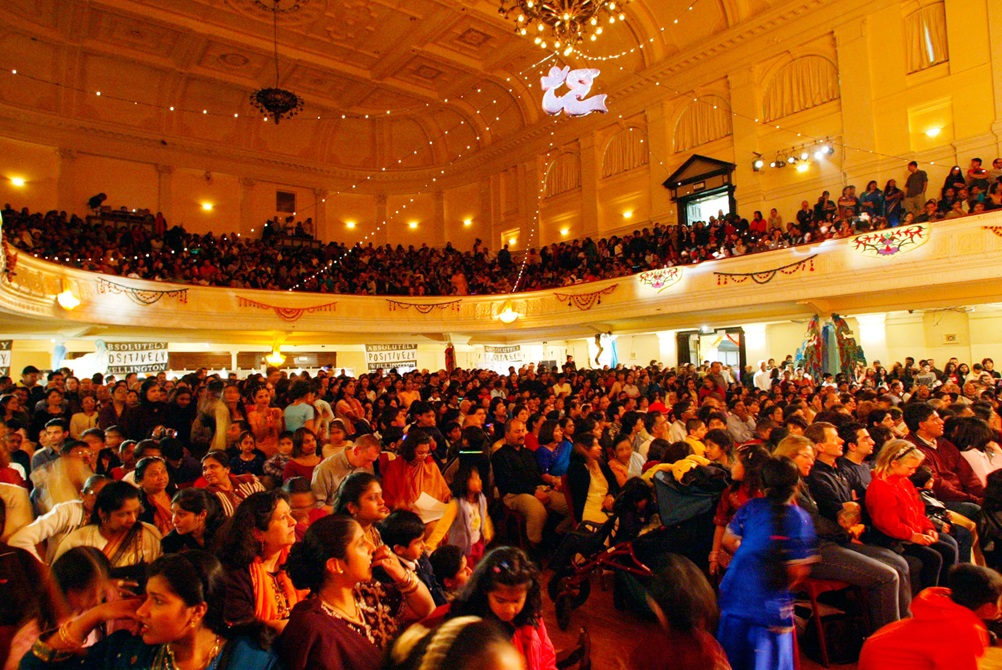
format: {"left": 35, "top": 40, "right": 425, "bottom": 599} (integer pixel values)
{"left": 365, "top": 344, "right": 418, "bottom": 372}
{"left": 0, "top": 340, "right": 10, "bottom": 377}
{"left": 484, "top": 345, "right": 523, "bottom": 373}
{"left": 106, "top": 342, "right": 169, "bottom": 375}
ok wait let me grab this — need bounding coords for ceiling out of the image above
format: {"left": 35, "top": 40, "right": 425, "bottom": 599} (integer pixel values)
{"left": 0, "top": 0, "right": 770, "bottom": 171}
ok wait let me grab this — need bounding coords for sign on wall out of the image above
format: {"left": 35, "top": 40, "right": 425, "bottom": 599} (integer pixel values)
{"left": 0, "top": 340, "right": 10, "bottom": 377}
{"left": 365, "top": 344, "right": 418, "bottom": 372}
{"left": 106, "top": 342, "right": 169, "bottom": 375}
{"left": 484, "top": 345, "right": 523, "bottom": 373}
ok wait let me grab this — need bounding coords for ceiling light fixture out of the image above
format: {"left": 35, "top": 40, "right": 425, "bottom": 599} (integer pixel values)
{"left": 499, "top": 0, "right": 631, "bottom": 54}
{"left": 249, "top": 1, "right": 304, "bottom": 124}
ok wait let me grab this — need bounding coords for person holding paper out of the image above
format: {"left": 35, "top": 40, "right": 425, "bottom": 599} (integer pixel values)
{"left": 381, "top": 433, "right": 451, "bottom": 518}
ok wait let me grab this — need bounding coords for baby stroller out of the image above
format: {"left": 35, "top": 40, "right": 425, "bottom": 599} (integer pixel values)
{"left": 547, "top": 479, "right": 659, "bottom": 630}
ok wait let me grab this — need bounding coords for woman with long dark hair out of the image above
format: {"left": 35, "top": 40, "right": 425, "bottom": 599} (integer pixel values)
{"left": 135, "top": 456, "right": 175, "bottom": 537}
{"left": 161, "top": 488, "right": 224, "bottom": 554}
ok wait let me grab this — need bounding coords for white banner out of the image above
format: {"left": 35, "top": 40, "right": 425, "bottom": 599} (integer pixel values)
{"left": 484, "top": 345, "right": 523, "bottom": 373}
{"left": 0, "top": 340, "right": 10, "bottom": 376}
{"left": 365, "top": 344, "right": 418, "bottom": 372}
{"left": 106, "top": 342, "right": 169, "bottom": 375}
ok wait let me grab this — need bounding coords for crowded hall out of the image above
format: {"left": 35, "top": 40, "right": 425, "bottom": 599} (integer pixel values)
{"left": 2, "top": 0, "right": 1002, "bottom": 669}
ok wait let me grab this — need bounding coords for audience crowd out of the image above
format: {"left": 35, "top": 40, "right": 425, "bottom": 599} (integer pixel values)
{"left": 2, "top": 350, "right": 1002, "bottom": 669}
{"left": 3, "top": 158, "right": 999, "bottom": 296}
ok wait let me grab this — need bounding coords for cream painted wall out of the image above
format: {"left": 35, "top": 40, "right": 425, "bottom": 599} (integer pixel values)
{"left": 0, "top": 138, "right": 59, "bottom": 213}
{"left": 174, "top": 169, "right": 241, "bottom": 235}
{"left": 67, "top": 155, "right": 159, "bottom": 215}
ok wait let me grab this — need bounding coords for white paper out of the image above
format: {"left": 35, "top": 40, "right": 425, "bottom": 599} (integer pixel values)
{"left": 413, "top": 492, "right": 448, "bottom": 524}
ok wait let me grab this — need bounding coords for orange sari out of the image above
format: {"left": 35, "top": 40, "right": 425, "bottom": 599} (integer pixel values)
{"left": 249, "top": 547, "right": 308, "bottom": 624}
{"left": 381, "top": 457, "right": 451, "bottom": 511}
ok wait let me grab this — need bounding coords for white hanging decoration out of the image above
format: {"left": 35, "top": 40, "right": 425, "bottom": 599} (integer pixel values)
{"left": 540, "top": 66, "right": 608, "bottom": 117}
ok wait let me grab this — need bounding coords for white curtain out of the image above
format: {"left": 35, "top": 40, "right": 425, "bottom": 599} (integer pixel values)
{"left": 763, "top": 56, "right": 840, "bottom": 122}
{"left": 905, "top": 3, "right": 949, "bottom": 73}
{"left": 602, "top": 127, "right": 649, "bottom": 177}
{"left": 673, "top": 96, "right": 733, "bottom": 153}
{"left": 544, "top": 153, "right": 581, "bottom": 198}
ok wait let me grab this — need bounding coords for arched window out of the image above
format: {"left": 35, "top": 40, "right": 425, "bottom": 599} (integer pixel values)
{"left": 673, "top": 96, "right": 732, "bottom": 153}
{"left": 602, "top": 127, "right": 648, "bottom": 177}
{"left": 543, "top": 152, "right": 581, "bottom": 198}
{"left": 762, "top": 56, "right": 839, "bottom": 122}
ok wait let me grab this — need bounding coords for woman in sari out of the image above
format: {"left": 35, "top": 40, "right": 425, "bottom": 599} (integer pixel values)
{"left": 199, "top": 451, "right": 264, "bottom": 517}
{"left": 381, "top": 433, "right": 451, "bottom": 514}
{"left": 136, "top": 456, "right": 175, "bottom": 537}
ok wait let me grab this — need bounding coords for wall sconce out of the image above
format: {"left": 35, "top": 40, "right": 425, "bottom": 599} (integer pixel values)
{"left": 408, "top": 221, "right": 418, "bottom": 229}
{"left": 497, "top": 301, "right": 521, "bottom": 324}
{"left": 345, "top": 221, "right": 356, "bottom": 229}
{"left": 622, "top": 210, "right": 633, "bottom": 220}
{"left": 463, "top": 218, "right": 473, "bottom": 227}
{"left": 56, "top": 280, "right": 81, "bottom": 310}
{"left": 201, "top": 202, "right": 214, "bottom": 211}
{"left": 925, "top": 127, "right": 942, "bottom": 138}
{"left": 10, "top": 177, "right": 26, "bottom": 187}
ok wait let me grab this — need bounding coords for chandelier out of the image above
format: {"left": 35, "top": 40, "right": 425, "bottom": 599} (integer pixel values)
{"left": 249, "top": 0, "right": 304, "bottom": 124}
{"left": 498, "top": 0, "right": 631, "bottom": 55}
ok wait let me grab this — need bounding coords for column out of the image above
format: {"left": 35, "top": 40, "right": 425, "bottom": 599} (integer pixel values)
{"left": 239, "top": 178, "right": 256, "bottom": 238}
{"left": 726, "top": 68, "right": 765, "bottom": 215}
{"left": 988, "top": 0, "right": 1002, "bottom": 151}
{"left": 645, "top": 102, "right": 673, "bottom": 222}
{"left": 313, "top": 188, "right": 328, "bottom": 241}
{"left": 834, "top": 18, "right": 879, "bottom": 180}
{"left": 374, "top": 192, "right": 388, "bottom": 246}
{"left": 655, "top": 330, "right": 678, "bottom": 368}
{"left": 432, "top": 189, "right": 445, "bottom": 246}
{"left": 578, "top": 136, "right": 599, "bottom": 236}
{"left": 156, "top": 164, "right": 174, "bottom": 223}
{"left": 854, "top": 313, "right": 889, "bottom": 368}
{"left": 56, "top": 149, "right": 77, "bottom": 214}
{"left": 741, "top": 323, "right": 769, "bottom": 367}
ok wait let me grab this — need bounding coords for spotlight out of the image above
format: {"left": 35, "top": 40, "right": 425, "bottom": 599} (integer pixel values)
{"left": 769, "top": 160, "right": 777, "bottom": 168}
{"left": 787, "top": 155, "right": 797, "bottom": 164}
{"left": 822, "top": 144, "right": 834, "bottom": 155}
{"left": 814, "top": 149, "right": 826, "bottom": 160}
{"left": 800, "top": 151, "right": 809, "bottom": 161}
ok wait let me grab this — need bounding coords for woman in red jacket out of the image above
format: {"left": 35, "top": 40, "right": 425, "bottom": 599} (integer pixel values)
{"left": 866, "top": 439, "right": 960, "bottom": 589}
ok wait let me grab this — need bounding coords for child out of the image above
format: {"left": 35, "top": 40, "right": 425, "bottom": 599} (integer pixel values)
{"left": 709, "top": 444, "right": 770, "bottom": 577}
{"left": 425, "top": 463, "right": 494, "bottom": 565}
{"left": 429, "top": 544, "right": 473, "bottom": 601}
{"left": 381, "top": 509, "right": 448, "bottom": 606}
{"left": 109, "top": 439, "right": 137, "bottom": 480}
{"left": 229, "top": 430, "right": 265, "bottom": 476}
{"left": 685, "top": 418, "right": 707, "bottom": 457}
{"left": 910, "top": 466, "right": 979, "bottom": 565}
{"left": 717, "top": 457, "right": 818, "bottom": 670}
{"left": 449, "top": 546, "right": 557, "bottom": 670}
{"left": 263, "top": 430, "right": 294, "bottom": 486}
{"left": 703, "top": 429, "right": 734, "bottom": 469}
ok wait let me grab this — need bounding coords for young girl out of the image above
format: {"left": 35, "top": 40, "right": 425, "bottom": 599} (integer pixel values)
{"left": 703, "top": 429, "right": 735, "bottom": 469}
{"left": 449, "top": 546, "right": 557, "bottom": 670}
{"left": 229, "top": 431, "right": 265, "bottom": 476}
{"left": 425, "top": 464, "right": 494, "bottom": 566}
{"left": 717, "top": 457, "right": 818, "bottom": 670}
{"left": 709, "top": 444, "right": 770, "bottom": 577}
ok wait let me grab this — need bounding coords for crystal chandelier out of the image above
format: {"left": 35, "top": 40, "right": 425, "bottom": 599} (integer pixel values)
{"left": 249, "top": 0, "right": 304, "bottom": 124}
{"left": 498, "top": 0, "right": 630, "bottom": 55}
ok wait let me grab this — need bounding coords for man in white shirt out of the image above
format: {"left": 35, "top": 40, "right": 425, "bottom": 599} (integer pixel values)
{"left": 753, "top": 361, "right": 773, "bottom": 392}
{"left": 668, "top": 400, "right": 695, "bottom": 443}
{"left": 726, "top": 399, "right": 757, "bottom": 444}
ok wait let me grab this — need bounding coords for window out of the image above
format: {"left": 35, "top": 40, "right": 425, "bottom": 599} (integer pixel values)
{"left": 276, "top": 191, "right": 296, "bottom": 214}
{"left": 905, "top": 3, "right": 948, "bottom": 73}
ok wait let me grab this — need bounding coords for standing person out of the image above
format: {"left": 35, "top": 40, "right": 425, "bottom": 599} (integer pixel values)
{"left": 18, "top": 551, "right": 282, "bottom": 670}
{"left": 284, "top": 381, "right": 316, "bottom": 435}
{"left": 247, "top": 386, "right": 283, "bottom": 458}
{"left": 717, "top": 457, "right": 818, "bottom": 670}
{"left": 277, "top": 514, "right": 435, "bottom": 670}
{"left": 709, "top": 445, "right": 769, "bottom": 578}
{"left": 425, "top": 463, "right": 494, "bottom": 564}
{"left": 903, "top": 161, "right": 929, "bottom": 217}
{"left": 8, "top": 475, "right": 110, "bottom": 563}
{"left": 449, "top": 546, "right": 557, "bottom": 670}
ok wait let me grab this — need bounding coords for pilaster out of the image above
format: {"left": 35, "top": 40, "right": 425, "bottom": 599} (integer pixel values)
{"left": 239, "top": 177, "right": 255, "bottom": 238}
{"left": 56, "top": 149, "right": 77, "bottom": 214}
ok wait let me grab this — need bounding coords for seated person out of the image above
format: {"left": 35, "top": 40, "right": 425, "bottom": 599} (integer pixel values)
{"left": 381, "top": 433, "right": 451, "bottom": 514}
{"left": 859, "top": 564, "right": 1002, "bottom": 670}
{"left": 684, "top": 418, "right": 707, "bottom": 457}
{"left": 380, "top": 509, "right": 447, "bottom": 606}
{"left": 428, "top": 544, "right": 473, "bottom": 603}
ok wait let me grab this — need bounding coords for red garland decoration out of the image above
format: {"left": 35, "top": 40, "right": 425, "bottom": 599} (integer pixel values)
{"left": 554, "top": 284, "right": 618, "bottom": 310}
{"left": 983, "top": 225, "right": 1002, "bottom": 240}
{"left": 237, "top": 295, "right": 337, "bottom": 322}
{"left": 715, "top": 255, "right": 817, "bottom": 286}
{"left": 98, "top": 277, "right": 188, "bottom": 305}
{"left": 386, "top": 299, "right": 463, "bottom": 314}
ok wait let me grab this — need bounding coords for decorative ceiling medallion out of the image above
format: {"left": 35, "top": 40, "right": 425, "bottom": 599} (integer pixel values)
{"left": 225, "top": 0, "right": 327, "bottom": 24}
{"left": 456, "top": 28, "right": 492, "bottom": 47}
{"left": 413, "top": 65, "right": 443, "bottom": 81}
{"left": 219, "top": 53, "right": 250, "bottom": 67}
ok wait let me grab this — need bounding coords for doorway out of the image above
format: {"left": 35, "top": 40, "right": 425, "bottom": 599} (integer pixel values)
{"left": 685, "top": 190, "right": 732, "bottom": 225}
